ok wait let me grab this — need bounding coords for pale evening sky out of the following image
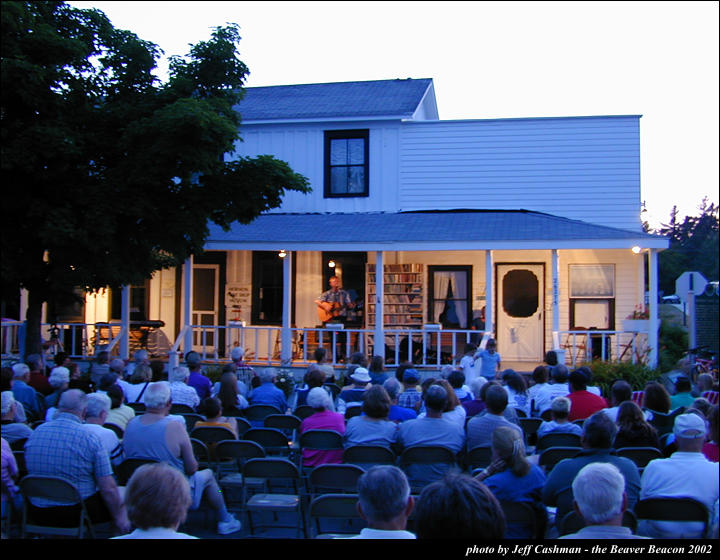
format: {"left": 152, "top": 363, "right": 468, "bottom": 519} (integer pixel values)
{"left": 69, "top": 0, "right": 720, "bottom": 229}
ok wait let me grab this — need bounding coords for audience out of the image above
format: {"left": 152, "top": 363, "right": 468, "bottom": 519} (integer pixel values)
{"left": 536, "top": 396, "right": 582, "bottom": 439}
{"left": 414, "top": 473, "right": 506, "bottom": 539}
{"left": 1, "top": 391, "right": 33, "bottom": 444}
{"left": 215, "top": 369, "right": 250, "bottom": 414}
{"left": 613, "top": 401, "right": 660, "bottom": 449}
{"left": 670, "top": 376, "right": 695, "bottom": 411}
{"left": 124, "top": 364, "right": 153, "bottom": 404}
{"left": 289, "top": 365, "right": 326, "bottom": 411}
{"left": 644, "top": 381, "right": 672, "bottom": 420}
{"left": 533, "top": 364, "right": 571, "bottom": 417}
{"left": 229, "top": 346, "right": 256, "bottom": 392}
{"left": 11, "top": 363, "right": 43, "bottom": 419}
{"left": 195, "top": 396, "right": 240, "bottom": 438}
{"left": 419, "top": 379, "right": 467, "bottom": 428}
{"left": 448, "top": 370, "right": 473, "bottom": 403}
{"left": 104, "top": 384, "right": 135, "bottom": 430}
{"left": 351, "top": 465, "right": 415, "bottom": 539}
{"left": 382, "top": 378, "right": 418, "bottom": 423}
{"left": 466, "top": 385, "right": 523, "bottom": 450}
{"left": 702, "top": 405, "right": 718, "bottom": 462}
{"left": 462, "top": 376, "right": 489, "bottom": 418}
{"left": 396, "top": 368, "right": 422, "bottom": 411}
{"left": 168, "top": 366, "right": 200, "bottom": 410}
{"left": 600, "top": 379, "right": 635, "bottom": 422}
{"left": 1, "top": 437, "right": 22, "bottom": 520}
{"left": 368, "top": 355, "right": 389, "bottom": 386}
{"left": 336, "top": 367, "right": 370, "bottom": 415}
{"left": 248, "top": 367, "right": 288, "bottom": 412}
{"left": 527, "top": 366, "right": 549, "bottom": 416}
{"left": 560, "top": 463, "right": 647, "bottom": 539}
{"left": 82, "top": 393, "right": 123, "bottom": 465}
{"left": 299, "top": 387, "right": 345, "bottom": 467}
{"left": 26, "top": 354, "right": 51, "bottom": 396}
{"left": 344, "top": 385, "right": 398, "bottom": 448}
{"left": 638, "top": 412, "right": 719, "bottom": 538}
{"left": 566, "top": 370, "right": 608, "bottom": 422}
{"left": 112, "top": 462, "right": 197, "bottom": 539}
{"left": 185, "top": 351, "right": 212, "bottom": 401}
{"left": 502, "top": 369, "right": 530, "bottom": 416}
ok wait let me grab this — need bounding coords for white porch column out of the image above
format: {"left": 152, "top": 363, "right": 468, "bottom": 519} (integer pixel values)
{"left": 281, "top": 250, "right": 293, "bottom": 366}
{"left": 374, "top": 251, "right": 385, "bottom": 358}
{"left": 183, "top": 255, "right": 194, "bottom": 353}
{"left": 485, "top": 250, "right": 494, "bottom": 339}
{"left": 551, "top": 249, "right": 560, "bottom": 349}
{"left": 120, "top": 285, "right": 130, "bottom": 359}
{"left": 648, "top": 248, "right": 659, "bottom": 368}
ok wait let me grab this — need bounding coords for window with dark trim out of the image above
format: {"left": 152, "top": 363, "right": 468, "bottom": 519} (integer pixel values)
{"left": 568, "top": 264, "right": 615, "bottom": 330}
{"left": 428, "top": 266, "right": 472, "bottom": 329}
{"left": 324, "top": 129, "right": 369, "bottom": 197}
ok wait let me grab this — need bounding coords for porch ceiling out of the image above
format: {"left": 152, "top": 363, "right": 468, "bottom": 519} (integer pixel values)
{"left": 204, "top": 210, "right": 668, "bottom": 252}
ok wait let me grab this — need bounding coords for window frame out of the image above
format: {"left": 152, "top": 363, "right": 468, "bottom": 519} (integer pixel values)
{"left": 568, "top": 264, "right": 616, "bottom": 330}
{"left": 324, "top": 129, "right": 369, "bottom": 198}
{"left": 427, "top": 265, "right": 473, "bottom": 329}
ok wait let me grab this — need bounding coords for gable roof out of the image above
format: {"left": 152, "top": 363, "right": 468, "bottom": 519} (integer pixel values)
{"left": 234, "top": 78, "right": 435, "bottom": 122}
{"left": 204, "top": 210, "right": 668, "bottom": 252}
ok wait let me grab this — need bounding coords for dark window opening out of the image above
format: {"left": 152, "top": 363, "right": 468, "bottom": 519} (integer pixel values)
{"left": 324, "top": 130, "right": 369, "bottom": 197}
{"left": 502, "top": 269, "right": 539, "bottom": 318}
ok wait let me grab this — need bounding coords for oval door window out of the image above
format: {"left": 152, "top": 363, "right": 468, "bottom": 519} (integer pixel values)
{"left": 502, "top": 270, "right": 539, "bottom": 318}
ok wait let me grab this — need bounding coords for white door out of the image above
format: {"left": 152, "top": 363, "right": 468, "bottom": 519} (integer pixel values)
{"left": 496, "top": 264, "right": 544, "bottom": 361}
{"left": 192, "top": 265, "right": 219, "bottom": 353}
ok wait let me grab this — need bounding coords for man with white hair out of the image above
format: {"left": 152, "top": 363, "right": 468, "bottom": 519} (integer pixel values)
{"left": 43, "top": 366, "right": 71, "bottom": 421}
{"left": 11, "top": 363, "right": 43, "bottom": 418}
{"left": 560, "top": 463, "right": 647, "bottom": 539}
{"left": 1, "top": 391, "right": 33, "bottom": 443}
{"left": 124, "top": 349, "right": 149, "bottom": 379}
{"left": 638, "top": 413, "right": 719, "bottom": 538}
{"left": 24, "top": 389, "right": 130, "bottom": 533}
{"left": 82, "top": 393, "right": 123, "bottom": 465}
{"left": 248, "top": 367, "right": 288, "bottom": 412}
{"left": 351, "top": 465, "right": 415, "bottom": 539}
{"left": 230, "top": 346, "right": 255, "bottom": 395}
{"left": 122, "top": 382, "right": 242, "bottom": 535}
{"left": 169, "top": 367, "right": 200, "bottom": 410}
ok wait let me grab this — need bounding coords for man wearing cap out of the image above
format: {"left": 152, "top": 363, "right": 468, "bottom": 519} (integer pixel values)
{"left": 638, "top": 413, "right": 719, "bottom": 538}
{"left": 336, "top": 367, "right": 370, "bottom": 414}
{"left": 397, "top": 369, "right": 422, "bottom": 411}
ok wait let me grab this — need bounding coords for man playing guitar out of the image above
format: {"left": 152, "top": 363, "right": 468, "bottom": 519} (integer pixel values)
{"left": 315, "top": 276, "right": 355, "bottom": 324}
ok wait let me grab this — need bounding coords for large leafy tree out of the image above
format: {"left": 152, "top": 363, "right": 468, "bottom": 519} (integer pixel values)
{"left": 1, "top": 1, "right": 310, "bottom": 356}
{"left": 655, "top": 199, "right": 719, "bottom": 295}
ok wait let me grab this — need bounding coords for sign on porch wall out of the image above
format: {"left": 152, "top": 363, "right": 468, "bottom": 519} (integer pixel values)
{"left": 225, "top": 283, "right": 251, "bottom": 322}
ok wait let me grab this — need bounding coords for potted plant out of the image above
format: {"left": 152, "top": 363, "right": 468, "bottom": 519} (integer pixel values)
{"left": 623, "top": 305, "right": 650, "bottom": 331}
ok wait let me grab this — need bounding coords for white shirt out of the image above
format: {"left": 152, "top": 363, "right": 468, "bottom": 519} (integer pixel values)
{"left": 348, "top": 527, "right": 416, "bottom": 539}
{"left": 82, "top": 423, "right": 123, "bottom": 465}
{"left": 112, "top": 527, "right": 197, "bottom": 539}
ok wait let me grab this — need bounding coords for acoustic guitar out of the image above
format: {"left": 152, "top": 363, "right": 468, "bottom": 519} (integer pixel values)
{"left": 317, "top": 301, "right": 346, "bottom": 323}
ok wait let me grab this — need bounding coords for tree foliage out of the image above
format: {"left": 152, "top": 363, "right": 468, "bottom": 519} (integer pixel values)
{"left": 653, "top": 198, "right": 719, "bottom": 295}
{"left": 1, "top": 1, "right": 309, "bottom": 355}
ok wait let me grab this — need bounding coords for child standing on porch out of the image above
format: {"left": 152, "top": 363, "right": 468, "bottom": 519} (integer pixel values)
{"left": 475, "top": 338, "right": 501, "bottom": 381}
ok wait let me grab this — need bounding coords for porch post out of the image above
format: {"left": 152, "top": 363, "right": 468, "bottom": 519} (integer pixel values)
{"left": 281, "top": 250, "right": 293, "bottom": 366}
{"left": 120, "top": 285, "right": 130, "bottom": 359}
{"left": 183, "top": 255, "right": 194, "bottom": 354}
{"left": 485, "top": 250, "right": 494, "bottom": 340}
{"left": 375, "top": 251, "right": 385, "bottom": 358}
{"left": 648, "top": 248, "right": 659, "bottom": 368}
{"left": 551, "top": 249, "right": 560, "bottom": 350}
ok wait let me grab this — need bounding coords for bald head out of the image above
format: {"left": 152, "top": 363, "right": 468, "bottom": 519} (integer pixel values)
{"left": 57, "top": 389, "right": 88, "bottom": 417}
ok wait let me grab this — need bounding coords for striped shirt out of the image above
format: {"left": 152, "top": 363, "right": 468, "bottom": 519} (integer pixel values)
{"left": 25, "top": 412, "right": 113, "bottom": 506}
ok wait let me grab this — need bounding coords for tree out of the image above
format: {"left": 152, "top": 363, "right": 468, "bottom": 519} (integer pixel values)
{"left": 1, "top": 2, "right": 310, "bottom": 356}
{"left": 655, "top": 199, "right": 719, "bottom": 295}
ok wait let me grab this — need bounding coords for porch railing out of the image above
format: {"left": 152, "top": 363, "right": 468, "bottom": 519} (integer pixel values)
{"left": 553, "top": 329, "right": 650, "bottom": 368}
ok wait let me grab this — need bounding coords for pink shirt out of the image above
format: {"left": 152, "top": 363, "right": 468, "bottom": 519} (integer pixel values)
{"left": 299, "top": 409, "right": 345, "bottom": 466}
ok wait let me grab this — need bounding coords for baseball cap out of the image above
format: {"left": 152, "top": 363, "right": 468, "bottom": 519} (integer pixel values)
{"left": 673, "top": 413, "right": 707, "bottom": 439}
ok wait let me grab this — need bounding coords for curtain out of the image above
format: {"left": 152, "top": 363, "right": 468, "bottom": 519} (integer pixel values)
{"left": 433, "top": 271, "right": 468, "bottom": 328}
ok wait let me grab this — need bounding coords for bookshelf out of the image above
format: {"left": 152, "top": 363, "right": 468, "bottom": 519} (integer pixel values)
{"left": 366, "top": 264, "right": 425, "bottom": 328}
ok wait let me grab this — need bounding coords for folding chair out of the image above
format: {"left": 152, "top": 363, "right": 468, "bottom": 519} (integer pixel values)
{"left": 244, "top": 427, "right": 293, "bottom": 458}
{"left": 298, "top": 430, "right": 344, "bottom": 473}
{"left": 127, "top": 402, "right": 146, "bottom": 413}
{"left": 115, "top": 458, "right": 160, "bottom": 485}
{"left": 701, "top": 390, "right": 718, "bottom": 405}
{"left": 307, "top": 464, "right": 365, "bottom": 498}
{"left": 465, "top": 446, "right": 493, "bottom": 472}
{"left": 648, "top": 407, "right": 685, "bottom": 437}
{"left": 342, "top": 445, "right": 396, "bottom": 470}
{"left": 242, "top": 458, "right": 305, "bottom": 538}
{"left": 634, "top": 497, "right": 710, "bottom": 538}
{"left": 215, "top": 440, "right": 267, "bottom": 513}
{"left": 631, "top": 391, "right": 646, "bottom": 408}
{"left": 9, "top": 438, "right": 28, "bottom": 452}
{"left": 103, "top": 423, "right": 124, "bottom": 439}
{"left": 19, "top": 476, "right": 102, "bottom": 538}
{"left": 190, "top": 426, "right": 237, "bottom": 469}
{"left": 170, "top": 403, "right": 195, "bottom": 414}
{"left": 537, "top": 447, "right": 580, "bottom": 473}
{"left": 190, "top": 438, "right": 212, "bottom": 470}
{"left": 399, "top": 446, "right": 458, "bottom": 492}
{"left": 559, "top": 509, "right": 637, "bottom": 536}
{"left": 536, "top": 432, "right": 582, "bottom": 452}
{"left": 615, "top": 447, "right": 663, "bottom": 470}
{"left": 264, "top": 414, "right": 301, "bottom": 444}
{"left": 243, "top": 404, "right": 283, "bottom": 427}
{"left": 178, "top": 413, "right": 205, "bottom": 432}
{"left": 234, "top": 416, "right": 253, "bottom": 438}
{"left": 344, "top": 406, "right": 362, "bottom": 420}
{"left": 519, "top": 417, "right": 543, "bottom": 447}
{"left": 308, "top": 493, "right": 365, "bottom": 538}
{"left": 500, "top": 501, "right": 545, "bottom": 540}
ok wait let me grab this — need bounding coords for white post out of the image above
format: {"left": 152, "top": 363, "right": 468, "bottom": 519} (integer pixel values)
{"left": 184, "top": 256, "right": 194, "bottom": 354}
{"left": 281, "top": 250, "right": 293, "bottom": 366}
{"left": 375, "top": 251, "right": 385, "bottom": 358}
{"left": 485, "top": 250, "right": 494, "bottom": 338}
{"left": 648, "top": 249, "right": 659, "bottom": 368}
{"left": 120, "top": 285, "right": 130, "bottom": 360}
{"left": 551, "top": 249, "right": 563, "bottom": 362}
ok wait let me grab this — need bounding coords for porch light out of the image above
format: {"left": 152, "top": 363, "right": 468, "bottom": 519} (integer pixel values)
{"left": 278, "top": 249, "right": 287, "bottom": 258}
{"left": 328, "top": 260, "right": 336, "bottom": 268}
{"left": 631, "top": 246, "right": 642, "bottom": 254}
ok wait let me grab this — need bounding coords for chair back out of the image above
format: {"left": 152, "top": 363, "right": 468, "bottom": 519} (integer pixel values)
{"left": 559, "top": 509, "right": 637, "bottom": 536}
{"left": 13, "top": 450, "right": 27, "bottom": 479}
{"left": 323, "top": 383, "right": 341, "bottom": 401}
{"left": 500, "top": 501, "right": 543, "bottom": 540}
{"left": 309, "top": 493, "right": 365, "bottom": 538}
{"left": 634, "top": 497, "right": 709, "bottom": 532}
{"left": 293, "top": 405, "right": 315, "bottom": 420}
{"left": 342, "top": 445, "right": 396, "bottom": 468}
{"left": 244, "top": 404, "right": 283, "bottom": 423}
{"left": 615, "top": 446, "right": 663, "bottom": 469}
{"left": 519, "top": 417, "right": 543, "bottom": 436}
{"left": 127, "top": 402, "right": 146, "bottom": 412}
{"left": 540, "top": 409, "right": 553, "bottom": 421}
{"left": 536, "top": 432, "right": 582, "bottom": 451}
{"left": 234, "top": 416, "right": 252, "bottom": 437}
{"left": 190, "top": 426, "right": 237, "bottom": 445}
{"left": 400, "top": 445, "right": 457, "bottom": 465}
{"left": 513, "top": 407, "right": 528, "bottom": 418}
{"left": 631, "top": 391, "right": 645, "bottom": 408}
{"left": 344, "top": 406, "right": 362, "bottom": 420}
{"left": 215, "top": 440, "right": 266, "bottom": 467}
{"left": 466, "top": 446, "right": 493, "bottom": 471}
{"left": 115, "top": 458, "right": 160, "bottom": 485}
{"left": 244, "top": 427, "right": 292, "bottom": 456}
{"left": 701, "top": 390, "right": 719, "bottom": 405}
{"left": 103, "top": 423, "right": 124, "bottom": 439}
{"left": 299, "top": 429, "right": 344, "bottom": 451}
{"left": 648, "top": 407, "right": 685, "bottom": 436}
{"left": 308, "top": 464, "right": 365, "bottom": 496}
{"left": 537, "top": 446, "right": 580, "bottom": 473}
{"left": 264, "top": 414, "right": 301, "bottom": 443}
{"left": 178, "top": 413, "right": 205, "bottom": 432}
{"left": 9, "top": 438, "right": 28, "bottom": 451}
{"left": 243, "top": 457, "right": 301, "bottom": 485}
{"left": 170, "top": 403, "right": 195, "bottom": 414}
{"left": 19, "top": 476, "right": 93, "bottom": 538}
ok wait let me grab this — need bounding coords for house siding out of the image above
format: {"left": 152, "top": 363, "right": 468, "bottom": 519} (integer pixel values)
{"left": 398, "top": 116, "right": 642, "bottom": 231}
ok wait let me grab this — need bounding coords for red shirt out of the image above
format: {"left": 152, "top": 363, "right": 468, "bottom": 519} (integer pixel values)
{"left": 28, "top": 371, "right": 52, "bottom": 396}
{"left": 567, "top": 390, "right": 608, "bottom": 421}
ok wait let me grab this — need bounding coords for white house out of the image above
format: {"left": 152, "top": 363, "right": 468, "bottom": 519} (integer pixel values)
{"left": 29, "top": 78, "right": 669, "bottom": 369}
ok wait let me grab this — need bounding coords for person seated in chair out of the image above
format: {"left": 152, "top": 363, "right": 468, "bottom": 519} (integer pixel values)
{"left": 560, "top": 462, "right": 647, "bottom": 539}
{"left": 122, "top": 382, "right": 242, "bottom": 535}
{"left": 536, "top": 397, "right": 583, "bottom": 440}
{"left": 349, "top": 465, "right": 415, "bottom": 539}
{"left": 168, "top": 367, "right": 200, "bottom": 411}
{"left": 248, "top": 368, "right": 288, "bottom": 413}
{"left": 1, "top": 391, "right": 33, "bottom": 444}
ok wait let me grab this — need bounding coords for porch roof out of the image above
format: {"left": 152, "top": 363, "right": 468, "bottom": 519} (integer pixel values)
{"left": 204, "top": 210, "right": 668, "bottom": 252}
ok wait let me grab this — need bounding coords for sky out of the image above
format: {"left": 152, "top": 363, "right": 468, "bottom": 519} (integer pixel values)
{"left": 68, "top": 0, "right": 719, "bottom": 229}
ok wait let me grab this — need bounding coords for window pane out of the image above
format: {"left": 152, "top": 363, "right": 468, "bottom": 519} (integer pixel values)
{"left": 347, "top": 166, "right": 365, "bottom": 193}
{"left": 330, "top": 139, "right": 347, "bottom": 165}
{"left": 570, "top": 265, "right": 614, "bottom": 297}
{"left": 347, "top": 138, "right": 365, "bottom": 164}
{"left": 331, "top": 167, "right": 348, "bottom": 193}
{"left": 502, "top": 269, "right": 539, "bottom": 318}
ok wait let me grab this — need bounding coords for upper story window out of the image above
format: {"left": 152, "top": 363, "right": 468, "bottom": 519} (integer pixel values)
{"left": 324, "top": 129, "right": 369, "bottom": 197}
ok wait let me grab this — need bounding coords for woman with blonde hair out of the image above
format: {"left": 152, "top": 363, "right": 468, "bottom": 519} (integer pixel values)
{"left": 475, "top": 426, "right": 547, "bottom": 538}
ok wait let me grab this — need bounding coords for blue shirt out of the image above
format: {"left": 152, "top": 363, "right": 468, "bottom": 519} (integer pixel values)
{"left": 249, "top": 382, "right": 287, "bottom": 411}
{"left": 389, "top": 405, "right": 417, "bottom": 423}
{"left": 476, "top": 350, "right": 501, "bottom": 379}
{"left": 12, "top": 380, "right": 42, "bottom": 417}
{"left": 485, "top": 465, "right": 547, "bottom": 539}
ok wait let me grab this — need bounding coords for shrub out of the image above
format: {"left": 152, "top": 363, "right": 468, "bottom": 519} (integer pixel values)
{"left": 578, "top": 361, "right": 662, "bottom": 396}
